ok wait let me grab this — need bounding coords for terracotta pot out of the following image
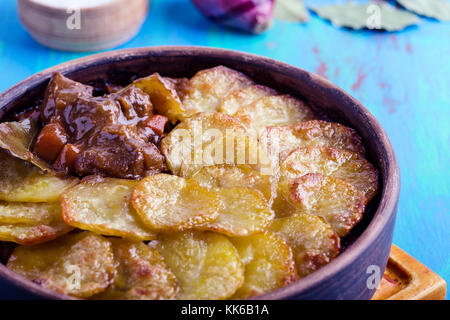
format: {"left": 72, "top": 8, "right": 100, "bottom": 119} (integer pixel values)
{"left": 0, "top": 47, "right": 400, "bottom": 300}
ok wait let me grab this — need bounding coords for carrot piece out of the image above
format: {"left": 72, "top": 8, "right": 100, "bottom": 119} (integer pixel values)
{"left": 143, "top": 115, "right": 168, "bottom": 135}
{"left": 54, "top": 144, "right": 82, "bottom": 174}
{"left": 33, "top": 123, "right": 68, "bottom": 162}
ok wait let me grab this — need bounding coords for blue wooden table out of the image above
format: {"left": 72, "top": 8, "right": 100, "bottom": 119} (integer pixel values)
{"left": 0, "top": 0, "right": 448, "bottom": 299}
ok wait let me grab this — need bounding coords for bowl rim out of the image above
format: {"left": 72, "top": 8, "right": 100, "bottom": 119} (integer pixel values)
{"left": 0, "top": 46, "right": 400, "bottom": 300}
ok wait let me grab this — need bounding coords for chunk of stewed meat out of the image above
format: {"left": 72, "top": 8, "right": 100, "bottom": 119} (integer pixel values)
{"left": 37, "top": 73, "right": 167, "bottom": 178}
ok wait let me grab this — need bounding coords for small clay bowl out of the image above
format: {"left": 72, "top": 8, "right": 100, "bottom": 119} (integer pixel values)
{"left": 0, "top": 47, "right": 400, "bottom": 300}
{"left": 17, "top": 0, "right": 149, "bottom": 52}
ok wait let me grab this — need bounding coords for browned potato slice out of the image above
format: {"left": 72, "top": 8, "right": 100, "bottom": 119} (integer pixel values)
{"left": 133, "top": 73, "right": 187, "bottom": 124}
{"left": 0, "top": 203, "right": 72, "bottom": 245}
{"left": 157, "top": 231, "right": 244, "bottom": 300}
{"left": 61, "top": 176, "right": 156, "bottom": 241}
{"left": 162, "top": 112, "right": 273, "bottom": 177}
{"left": 182, "top": 66, "right": 253, "bottom": 113}
{"left": 191, "top": 164, "right": 277, "bottom": 205}
{"left": 229, "top": 232, "right": 298, "bottom": 299}
{"left": 270, "top": 214, "right": 340, "bottom": 277}
{"left": 219, "top": 84, "right": 278, "bottom": 115}
{"left": 131, "top": 174, "right": 221, "bottom": 232}
{"left": 7, "top": 232, "right": 114, "bottom": 298}
{"left": 164, "top": 77, "right": 189, "bottom": 100}
{"left": 284, "top": 173, "right": 366, "bottom": 236}
{"left": 0, "top": 201, "right": 59, "bottom": 225}
{"left": 94, "top": 239, "right": 179, "bottom": 300}
{"left": 196, "top": 187, "right": 274, "bottom": 237}
{"left": 271, "top": 176, "right": 297, "bottom": 218}
{"left": 261, "top": 120, "right": 365, "bottom": 167}
{"left": 233, "top": 95, "right": 316, "bottom": 135}
{"left": 0, "top": 150, "right": 78, "bottom": 203}
{"left": 0, "top": 222, "right": 71, "bottom": 245}
{"left": 281, "top": 146, "right": 378, "bottom": 201}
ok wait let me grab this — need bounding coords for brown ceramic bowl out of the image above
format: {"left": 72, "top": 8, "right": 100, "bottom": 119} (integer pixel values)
{"left": 0, "top": 46, "right": 400, "bottom": 300}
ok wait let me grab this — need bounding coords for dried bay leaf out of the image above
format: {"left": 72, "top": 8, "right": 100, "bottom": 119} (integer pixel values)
{"left": 397, "top": 0, "right": 450, "bottom": 21}
{"left": 311, "top": 2, "right": 420, "bottom": 31}
{"left": 274, "top": 0, "right": 309, "bottom": 23}
{"left": 0, "top": 119, "right": 53, "bottom": 173}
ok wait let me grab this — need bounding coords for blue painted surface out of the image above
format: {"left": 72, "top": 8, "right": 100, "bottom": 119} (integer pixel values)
{"left": 0, "top": 0, "right": 448, "bottom": 299}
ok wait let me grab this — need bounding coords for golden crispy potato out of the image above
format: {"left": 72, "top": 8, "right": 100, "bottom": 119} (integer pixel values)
{"left": 0, "top": 201, "right": 59, "bottom": 225}
{"left": 196, "top": 187, "right": 274, "bottom": 237}
{"left": 157, "top": 231, "right": 244, "bottom": 300}
{"left": 219, "top": 84, "right": 278, "bottom": 115}
{"left": 281, "top": 146, "right": 378, "bottom": 201}
{"left": 182, "top": 66, "right": 253, "bottom": 113}
{"left": 94, "top": 239, "right": 179, "bottom": 300}
{"left": 230, "top": 232, "right": 298, "bottom": 299}
{"left": 133, "top": 73, "right": 187, "bottom": 124}
{"left": 162, "top": 112, "right": 273, "bottom": 177}
{"left": 0, "top": 150, "right": 78, "bottom": 203}
{"left": 164, "top": 77, "right": 189, "bottom": 100}
{"left": 191, "top": 164, "right": 277, "bottom": 205}
{"left": 261, "top": 120, "right": 366, "bottom": 167}
{"left": 0, "top": 119, "right": 53, "bottom": 173}
{"left": 283, "top": 173, "right": 366, "bottom": 236}
{"left": 7, "top": 232, "right": 114, "bottom": 298}
{"left": 271, "top": 176, "right": 296, "bottom": 218}
{"left": 131, "top": 174, "right": 221, "bottom": 232}
{"left": 0, "top": 204, "right": 72, "bottom": 245}
{"left": 61, "top": 176, "right": 156, "bottom": 241}
{"left": 270, "top": 214, "right": 340, "bottom": 277}
{"left": 233, "top": 95, "right": 316, "bottom": 135}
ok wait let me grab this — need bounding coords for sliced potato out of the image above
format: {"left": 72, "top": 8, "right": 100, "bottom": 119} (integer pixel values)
{"left": 196, "top": 187, "right": 274, "bottom": 237}
{"left": 261, "top": 120, "right": 366, "bottom": 167}
{"left": 94, "top": 239, "right": 179, "bottom": 300}
{"left": 161, "top": 112, "right": 273, "bottom": 177}
{"left": 191, "top": 164, "right": 277, "bottom": 206}
{"left": 7, "top": 232, "right": 114, "bottom": 298}
{"left": 271, "top": 176, "right": 303, "bottom": 218}
{"left": 285, "top": 173, "right": 366, "bottom": 236}
{"left": 164, "top": 77, "right": 189, "bottom": 100}
{"left": 270, "top": 214, "right": 340, "bottom": 277}
{"left": 157, "top": 231, "right": 244, "bottom": 300}
{"left": 281, "top": 146, "right": 378, "bottom": 201}
{"left": 230, "top": 232, "right": 298, "bottom": 299}
{"left": 0, "top": 201, "right": 60, "bottom": 225}
{"left": 61, "top": 176, "right": 156, "bottom": 241}
{"left": 219, "top": 84, "right": 278, "bottom": 116}
{"left": 131, "top": 174, "right": 221, "bottom": 232}
{"left": 0, "top": 150, "right": 78, "bottom": 203}
{"left": 133, "top": 73, "right": 187, "bottom": 124}
{"left": 0, "top": 119, "right": 53, "bottom": 173}
{"left": 233, "top": 95, "right": 316, "bottom": 135}
{"left": 182, "top": 66, "right": 253, "bottom": 113}
{"left": 0, "top": 212, "right": 72, "bottom": 245}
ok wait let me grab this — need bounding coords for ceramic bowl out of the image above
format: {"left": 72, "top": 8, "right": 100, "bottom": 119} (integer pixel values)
{"left": 0, "top": 47, "right": 400, "bottom": 300}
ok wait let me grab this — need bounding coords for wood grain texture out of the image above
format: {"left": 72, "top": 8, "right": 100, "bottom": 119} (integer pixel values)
{"left": 0, "top": 0, "right": 447, "bottom": 299}
{"left": 373, "top": 245, "right": 447, "bottom": 300}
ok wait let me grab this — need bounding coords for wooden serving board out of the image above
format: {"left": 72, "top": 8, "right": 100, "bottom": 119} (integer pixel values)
{"left": 372, "top": 245, "right": 447, "bottom": 300}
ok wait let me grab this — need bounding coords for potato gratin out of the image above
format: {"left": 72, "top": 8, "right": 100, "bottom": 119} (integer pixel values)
{"left": 0, "top": 66, "right": 378, "bottom": 299}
